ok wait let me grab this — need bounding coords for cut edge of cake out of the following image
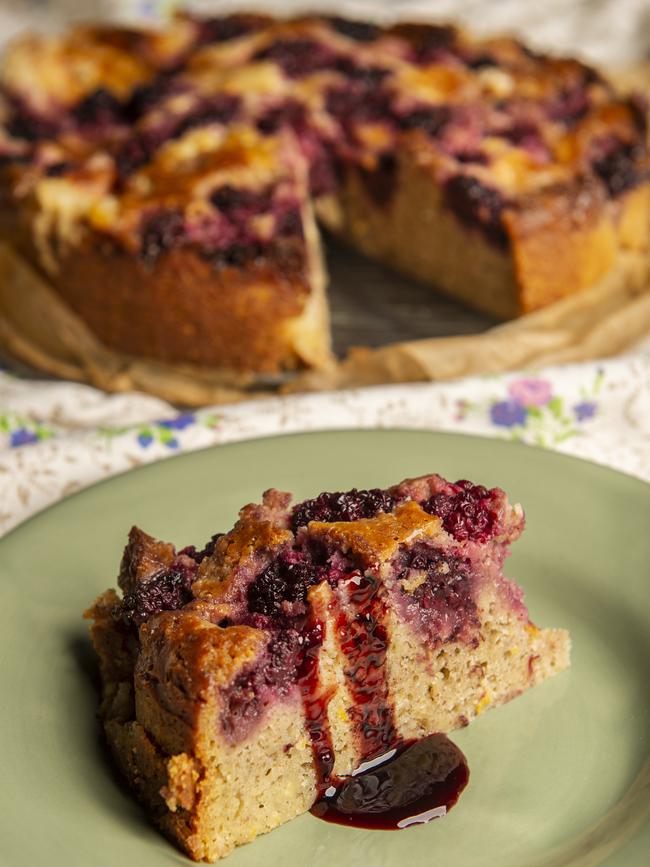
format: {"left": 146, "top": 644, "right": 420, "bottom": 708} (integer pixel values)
{"left": 86, "top": 473, "right": 571, "bottom": 862}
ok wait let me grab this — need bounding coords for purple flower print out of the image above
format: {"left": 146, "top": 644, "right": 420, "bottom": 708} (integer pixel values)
{"left": 573, "top": 401, "right": 597, "bottom": 422}
{"left": 137, "top": 432, "right": 154, "bottom": 448}
{"left": 490, "top": 400, "right": 527, "bottom": 427}
{"left": 508, "top": 378, "right": 552, "bottom": 407}
{"left": 158, "top": 413, "right": 195, "bottom": 430}
{"left": 10, "top": 428, "right": 39, "bottom": 447}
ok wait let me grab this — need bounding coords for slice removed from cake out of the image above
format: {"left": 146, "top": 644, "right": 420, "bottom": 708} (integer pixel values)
{"left": 86, "top": 473, "right": 570, "bottom": 862}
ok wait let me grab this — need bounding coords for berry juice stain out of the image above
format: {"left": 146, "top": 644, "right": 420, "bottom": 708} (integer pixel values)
{"left": 335, "top": 572, "right": 397, "bottom": 760}
{"left": 299, "top": 568, "right": 469, "bottom": 830}
{"left": 310, "top": 734, "right": 469, "bottom": 830}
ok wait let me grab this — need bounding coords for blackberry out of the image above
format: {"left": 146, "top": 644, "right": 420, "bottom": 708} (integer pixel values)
{"left": 291, "top": 488, "right": 395, "bottom": 532}
{"left": 399, "top": 107, "right": 451, "bottom": 138}
{"left": 422, "top": 480, "right": 497, "bottom": 542}
{"left": 328, "top": 18, "right": 381, "bottom": 43}
{"left": 120, "top": 565, "right": 195, "bottom": 627}
{"left": 73, "top": 88, "right": 123, "bottom": 126}
{"left": 247, "top": 551, "right": 324, "bottom": 616}
{"left": 443, "top": 175, "right": 508, "bottom": 247}
{"left": 140, "top": 210, "right": 185, "bottom": 265}
{"left": 254, "top": 39, "right": 335, "bottom": 79}
{"left": 593, "top": 142, "right": 642, "bottom": 197}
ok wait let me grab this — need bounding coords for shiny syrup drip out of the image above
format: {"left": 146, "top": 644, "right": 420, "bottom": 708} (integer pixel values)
{"left": 299, "top": 570, "right": 469, "bottom": 830}
{"left": 335, "top": 572, "right": 397, "bottom": 759}
{"left": 310, "top": 734, "right": 469, "bottom": 830}
{"left": 297, "top": 617, "right": 336, "bottom": 783}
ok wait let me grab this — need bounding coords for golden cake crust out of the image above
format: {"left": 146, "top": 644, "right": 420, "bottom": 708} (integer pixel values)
{"left": 86, "top": 472, "right": 571, "bottom": 861}
{"left": 1, "top": 14, "right": 647, "bottom": 373}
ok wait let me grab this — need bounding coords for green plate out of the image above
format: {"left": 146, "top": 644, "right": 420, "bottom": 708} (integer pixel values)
{"left": 1, "top": 430, "right": 649, "bottom": 867}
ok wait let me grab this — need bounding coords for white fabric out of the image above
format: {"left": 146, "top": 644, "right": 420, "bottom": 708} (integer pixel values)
{"left": 2, "top": 336, "right": 649, "bottom": 535}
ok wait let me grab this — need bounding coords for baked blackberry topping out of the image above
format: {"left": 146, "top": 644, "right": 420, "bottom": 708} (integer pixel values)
{"left": 455, "top": 151, "right": 489, "bottom": 165}
{"left": 308, "top": 143, "right": 342, "bottom": 196}
{"left": 114, "top": 111, "right": 196, "bottom": 181}
{"left": 465, "top": 53, "right": 498, "bottom": 70}
{"left": 247, "top": 550, "right": 325, "bottom": 616}
{"left": 593, "top": 141, "right": 644, "bottom": 197}
{"left": 0, "top": 152, "right": 30, "bottom": 168}
{"left": 291, "top": 487, "right": 396, "bottom": 532}
{"left": 325, "top": 83, "right": 393, "bottom": 128}
{"left": 253, "top": 39, "right": 336, "bottom": 79}
{"left": 494, "top": 121, "right": 549, "bottom": 161}
{"left": 114, "top": 135, "right": 151, "bottom": 180}
{"left": 394, "top": 542, "right": 477, "bottom": 642}
{"left": 211, "top": 242, "right": 265, "bottom": 269}
{"left": 179, "top": 533, "right": 224, "bottom": 564}
{"left": 172, "top": 95, "right": 240, "bottom": 137}
{"left": 276, "top": 207, "right": 303, "bottom": 237}
{"left": 118, "top": 96, "right": 240, "bottom": 180}
{"left": 72, "top": 88, "right": 123, "bottom": 127}
{"left": 120, "top": 564, "right": 196, "bottom": 627}
{"left": 220, "top": 626, "right": 309, "bottom": 739}
{"left": 327, "top": 18, "right": 381, "bottom": 43}
{"left": 547, "top": 87, "right": 590, "bottom": 126}
{"left": 264, "top": 629, "right": 303, "bottom": 690}
{"left": 209, "top": 184, "right": 272, "bottom": 215}
{"left": 140, "top": 209, "right": 186, "bottom": 265}
{"left": 44, "top": 161, "right": 72, "bottom": 177}
{"left": 333, "top": 58, "right": 390, "bottom": 88}
{"left": 222, "top": 628, "right": 302, "bottom": 722}
{"left": 256, "top": 94, "right": 337, "bottom": 194}
{"left": 123, "top": 73, "right": 178, "bottom": 121}
{"left": 256, "top": 100, "right": 308, "bottom": 135}
{"left": 396, "top": 23, "right": 458, "bottom": 64}
{"left": 6, "top": 104, "right": 59, "bottom": 142}
{"left": 443, "top": 175, "right": 508, "bottom": 247}
{"left": 197, "top": 14, "right": 266, "bottom": 45}
{"left": 357, "top": 152, "right": 398, "bottom": 207}
{"left": 422, "top": 479, "right": 498, "bottom": 542}
{"left": 400, "top": 107, "right": 451, "bottom": 138}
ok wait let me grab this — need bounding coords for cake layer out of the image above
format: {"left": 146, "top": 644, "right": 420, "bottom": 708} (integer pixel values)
{"left": 1, "top": 14, "right": 648, "bottom": 376}
{"left": 87, "top": 473, "right": 571, "bottom": 861}
{"left": 324, "top": 149, "right": 649, "bottom": 318}
{"left": 3, "top": 200, "right": 329, "bottom": 374}
{"left": 0, "top": 118, "right": 332, "bottom": 373}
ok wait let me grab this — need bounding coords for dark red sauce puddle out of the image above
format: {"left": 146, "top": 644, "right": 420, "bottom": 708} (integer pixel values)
{"left": 310, "top": 734, "right": 469, "bottom": 829}
{"left": 296, "top": 568, "right": 469, "bottom": 830}
{"left": 297, "top": 616, "right": 336, "bottom": 783}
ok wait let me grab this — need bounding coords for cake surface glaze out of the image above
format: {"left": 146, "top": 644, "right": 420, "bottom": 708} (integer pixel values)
{"left": 1, "top": 14, "right": 648, "bottom": 378}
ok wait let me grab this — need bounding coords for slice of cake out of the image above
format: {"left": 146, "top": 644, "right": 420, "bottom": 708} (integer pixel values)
{"left": 0, "top": 20, "right": 332, "bottom": 379}
{"left": 86, "top": 472, "right": 570, "bottom": 861}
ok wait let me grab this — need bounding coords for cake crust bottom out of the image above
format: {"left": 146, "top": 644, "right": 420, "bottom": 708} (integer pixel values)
{"left": 323, "top": 151, "right": 650, "bottom": 320}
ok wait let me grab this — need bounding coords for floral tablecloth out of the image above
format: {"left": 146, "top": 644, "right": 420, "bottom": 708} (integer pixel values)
{"left": 2, "top": 336, "right": 649, "bottom": 536}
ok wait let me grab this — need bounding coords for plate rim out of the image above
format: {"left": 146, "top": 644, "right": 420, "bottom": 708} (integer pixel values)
{"left": 1, "top": 427, "right": 649, "bottom": 867}
{"left": 3, "top": 427, "right": 648, "bottom": 543}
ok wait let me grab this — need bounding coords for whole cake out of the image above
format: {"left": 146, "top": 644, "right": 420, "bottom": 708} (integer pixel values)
{"left": 86, "top": 472, "right": 570, "bottom": 861}
{"left": 0, "top": 14, "right": 648, "bottom": 383}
